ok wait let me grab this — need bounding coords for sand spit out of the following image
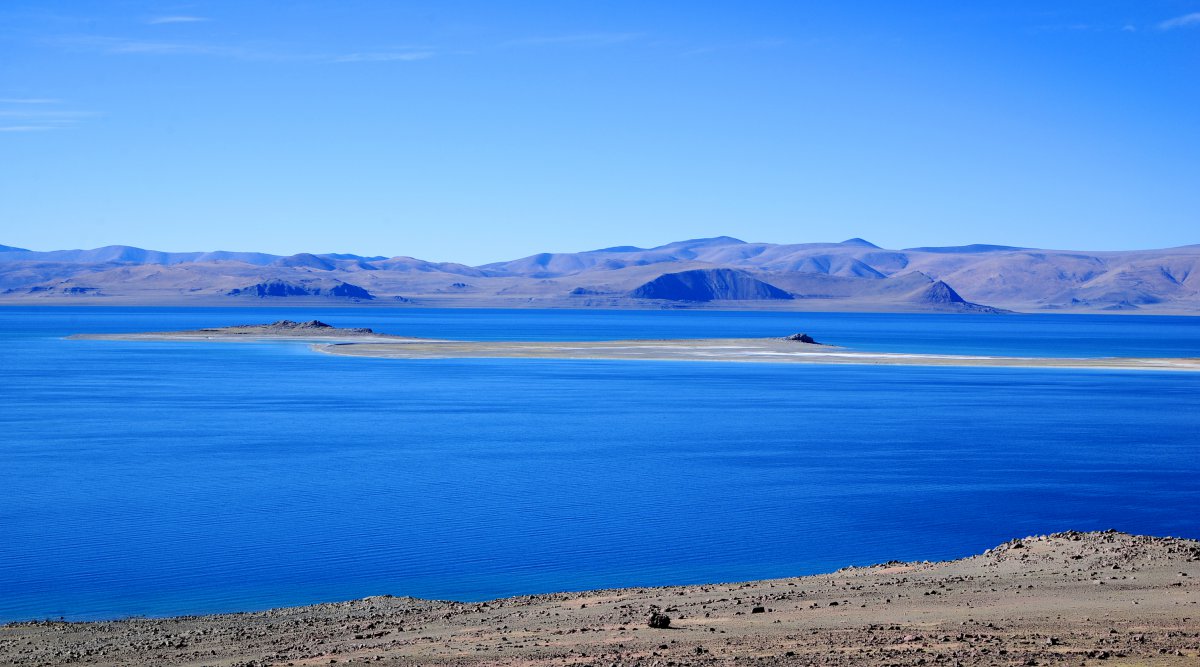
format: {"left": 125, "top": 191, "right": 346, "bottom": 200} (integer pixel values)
{"left": 317, "top": 338, "right": 1200, "bottom": 370}
{"left": 2, "top": 531, "right": 1198, "bottom": 666}
{"left": 70, "top": 323, "right": 1200, "bottom": 370}
{"left": 69, "top": 320, "right": 440, "bottom": 345}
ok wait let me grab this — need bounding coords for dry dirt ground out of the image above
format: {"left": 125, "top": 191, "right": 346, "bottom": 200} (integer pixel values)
{"left": 3, "top": 531, "right": 1199, "bottom": 666}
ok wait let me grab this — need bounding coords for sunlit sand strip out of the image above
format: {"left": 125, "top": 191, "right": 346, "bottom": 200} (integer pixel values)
{"left": 69, "top": 332, "right": 443, "bottom": 344}
{"left": 315, "top": 337, "right": 1200, "bottom": 371}
{"left": 70, "top": 330, "right": 1200, "bottom": 370}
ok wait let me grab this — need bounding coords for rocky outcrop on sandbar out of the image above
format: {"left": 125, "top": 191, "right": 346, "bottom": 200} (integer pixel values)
{"left": 198, "top": 320, "right": 377, "bottom": 336}
{"left": 264, "top": 320, "right": 374, "bottom": 334}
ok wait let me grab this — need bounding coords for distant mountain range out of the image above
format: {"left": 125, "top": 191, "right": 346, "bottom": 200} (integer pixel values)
{"left": 2, "top": 237, "right": 1198, "bottom": 313}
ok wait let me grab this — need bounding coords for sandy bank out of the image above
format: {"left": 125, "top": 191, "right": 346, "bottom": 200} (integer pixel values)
{"left": 72, "top": 323, "right": 1200, "bottom": 370}
{"left": 314, "top": 337, "right": 1200, "bottom": 370}
{"left": 69, "top": 320, "right": 440, "bottom": 345}
{"left": 3, "top": 531, "right": 1198, "bottom": 666}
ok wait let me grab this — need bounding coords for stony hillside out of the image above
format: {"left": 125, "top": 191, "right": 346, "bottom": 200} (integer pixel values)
{"left": 2, "top": 531, "right": 1197, "bottom": 666}
{"left": 2, "top": 237, "right": 1198, "bottom": 312}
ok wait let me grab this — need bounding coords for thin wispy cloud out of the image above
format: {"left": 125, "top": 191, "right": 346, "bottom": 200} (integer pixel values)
{"left": 107, "top": 40, "right": 256, "bottom": 58}
{"left": 0, "top": 110, "right": 94, "bottom": 120}
{"left": 1027, "top": 23, "right": 1106, "bottom": 33}
{"left": 54, "top": 35, "right": 436, "bottom": 64}
{"left": 0, "top": 98, "right": 60, "bottom": 104}
{"left": 0, "top": 105, "right": 93, "bottom": 133}
{"left": 503, "top": 32, "right": 645, "bottom": 47}
{"left": 1159, "top": 12, "right": 1200, "bottom": 30}
{"left": 747, "top": 37, "right": 789, "bottom": 49}
{"left": 51, "top": 35, "right": 262, "bottom": 58}
{"left": 677, "top": 37, "right": 789, "bottom": 58}
{"left": 331, "top": 51, "right": 434, "bottom": 63}
{"left": 147, "top": 16, "right": 210, "bottom": 25}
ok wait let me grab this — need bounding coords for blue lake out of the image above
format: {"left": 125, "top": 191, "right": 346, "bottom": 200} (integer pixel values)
{"left": 1, "top": 306, "right": 1199, "bottom": 622}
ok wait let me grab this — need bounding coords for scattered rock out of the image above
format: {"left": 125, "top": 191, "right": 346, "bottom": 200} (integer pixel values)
{"left": 647, "top": 612, "right": 671, "bottom": 629}
{"left": 3, "top": 530, "right": 1196, "bottom": 666}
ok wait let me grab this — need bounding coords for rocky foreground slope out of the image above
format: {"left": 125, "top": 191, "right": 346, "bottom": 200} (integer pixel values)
{"left": 2, "top": 531, "right": 1198, "bottom": 666}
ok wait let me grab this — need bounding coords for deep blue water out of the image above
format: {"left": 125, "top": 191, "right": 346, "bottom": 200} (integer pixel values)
{"left": 2, "top": 307, "right": 1199, "bottom": 622}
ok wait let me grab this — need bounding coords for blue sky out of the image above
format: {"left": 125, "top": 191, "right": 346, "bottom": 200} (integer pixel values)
{"left": 2, "top": 1, "right": 1197, "bottom": 263}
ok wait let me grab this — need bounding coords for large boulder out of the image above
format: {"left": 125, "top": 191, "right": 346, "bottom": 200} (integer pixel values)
{"left": 647, "top": 612, "right": 671, "bottom": 629}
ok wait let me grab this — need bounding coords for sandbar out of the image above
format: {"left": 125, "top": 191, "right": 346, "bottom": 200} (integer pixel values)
{"left": 69, "top": 320, "right": 438, "bottom": 345}
{"left": 71, "top": 322, "right": 1200, "bottom": 371}
{"left": 317, "top": 337, "right": 1200, "bottom": 370}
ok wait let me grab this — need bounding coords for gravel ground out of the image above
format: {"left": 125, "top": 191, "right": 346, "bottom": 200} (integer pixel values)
{"left": 3, "top": 531, "right": 1199, "bottom": 666}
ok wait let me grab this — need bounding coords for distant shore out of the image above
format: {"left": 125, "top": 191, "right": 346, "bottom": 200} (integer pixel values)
{"left": 3, "top": 531, "right": 1197, "bottom": 666}
{"left": 72, "top": 323, "right": 1200, "bottom": 371}
{"left": 14, "top": 297, "right": 1200, "bottom": 316}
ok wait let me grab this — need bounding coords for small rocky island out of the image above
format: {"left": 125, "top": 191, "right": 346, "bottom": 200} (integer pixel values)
{"left": 783, "top": 332, "right": 821, "bottom": 344}
{"left": 197, "top": 320, "right": 378, "bottom": 336}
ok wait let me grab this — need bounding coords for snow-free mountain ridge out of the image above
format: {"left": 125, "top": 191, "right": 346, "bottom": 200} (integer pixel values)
{"left": 2, "top": 237, "right": 1198, "bottom": 313}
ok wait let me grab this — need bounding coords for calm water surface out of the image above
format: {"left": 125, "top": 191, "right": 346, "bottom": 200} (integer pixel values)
{"left": 1, "top": 307, "right": 1198, "bottom": 621}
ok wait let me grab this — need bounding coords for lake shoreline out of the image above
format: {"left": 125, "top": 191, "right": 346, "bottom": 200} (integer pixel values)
{"left": 3, "top": 531, "right": 1197, "bottom": 665}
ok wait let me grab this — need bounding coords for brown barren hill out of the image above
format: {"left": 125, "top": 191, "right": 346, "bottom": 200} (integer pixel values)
{"left": 7, "top": 238, "right": 1200, "bottom": 313}
{"left": 2, "top": 531, "right": 1198, "bottom": 666}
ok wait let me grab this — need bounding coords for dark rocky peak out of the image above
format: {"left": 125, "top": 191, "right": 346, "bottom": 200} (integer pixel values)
{"left": 920, "top": 280, "right": 967, "bottom": 304}
{"left": 915, "top": 280, "right": 1009, "bottom": 313}
{"left": 228, "top": 279, "right": 311, "bottom": 297}
{"left": 630, "top": 268, "right": 792, "bottom": 302}
{"left": 227, "top": 279, "right": 374, "bottom": 300}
